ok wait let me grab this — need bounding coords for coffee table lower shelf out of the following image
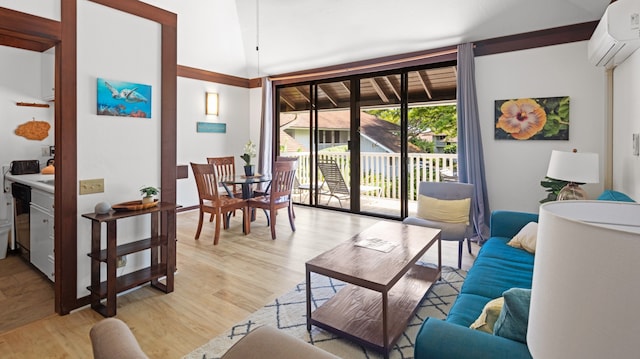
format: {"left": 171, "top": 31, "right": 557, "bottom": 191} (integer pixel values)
{"left": 308, "top": 264, "right": 440, "bottom": 354}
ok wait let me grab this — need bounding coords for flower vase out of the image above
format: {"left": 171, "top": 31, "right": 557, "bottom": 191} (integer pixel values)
{"left": 142, "top": 196, "right": 154, "bottom": 204}
{"left": 244, "top": 165, "right": 255, "bottom": 176}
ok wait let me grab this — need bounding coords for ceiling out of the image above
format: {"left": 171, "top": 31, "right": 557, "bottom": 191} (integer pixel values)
{"left": 0, "top": 0, "right": 611, "bottom": 79}
{"left": 236, "top": 0, "right": 611, "bottom": 77}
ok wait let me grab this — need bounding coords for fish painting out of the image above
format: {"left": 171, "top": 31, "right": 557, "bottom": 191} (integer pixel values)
{"left": 97, "top": 78, "right": 152, "bottom": 118}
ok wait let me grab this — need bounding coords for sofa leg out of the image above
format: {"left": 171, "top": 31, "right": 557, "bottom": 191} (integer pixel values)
{"left": 457, "top": 241, "right": 463, "bottom": 269}
{"left": 467, "top": 237, "right": 472, "bottom": 254}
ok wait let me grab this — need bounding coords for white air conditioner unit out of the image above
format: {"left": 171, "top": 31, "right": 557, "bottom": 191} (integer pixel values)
{"left": 588, "top": 0, "right": 640, "bottom": 68}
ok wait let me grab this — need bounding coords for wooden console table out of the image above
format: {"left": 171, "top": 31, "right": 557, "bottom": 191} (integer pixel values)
{"left": 82, "top": 202, "right": 176, "bottom": 317}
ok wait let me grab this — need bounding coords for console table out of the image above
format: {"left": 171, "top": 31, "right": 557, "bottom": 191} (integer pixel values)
{"left": 82, "top": 202, "right": 176, "bottom": 317}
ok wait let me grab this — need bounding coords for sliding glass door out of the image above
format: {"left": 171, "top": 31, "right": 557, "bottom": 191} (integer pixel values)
{"left": 275, "top": 61, "right": 458, "bottom": 220}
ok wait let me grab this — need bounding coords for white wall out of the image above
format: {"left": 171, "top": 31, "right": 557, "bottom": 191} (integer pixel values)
{"left": 176, "top": 77, "right": 252, "bottom": 208}
{"left": 75, "top": 1, "right": 163, "bottom": 296}
{"left": 0, "top": 46, "right": 55, "bottom": 176}
{"left": 476, "top": 41, "right": 606, "bottom": 213}
{"left": 612, "top": 49, "right": 640, "bottom": 200}
{"left": 0, "top": 0, "right": 59, "bottom": 20}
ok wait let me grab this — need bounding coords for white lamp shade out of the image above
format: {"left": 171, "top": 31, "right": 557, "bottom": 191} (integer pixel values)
{"left": 528, "top": 200, "right": 640, "bottom": 359}
{"left": 546, "top": 150, "right": 599, "bottom": 183}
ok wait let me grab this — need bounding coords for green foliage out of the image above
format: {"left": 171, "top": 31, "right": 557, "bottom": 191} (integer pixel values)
{"left": 366, "top": 105, "right": 457, "bottom": 151}
{"left": 140, "top": 186, "right": 159, "bottom": 197}
{"left": 443, "top": 143, "right": 457, "bottom": 154}
{"left": 539, "top": 96, "right": 569, "bottom": 138}
{"left": 539, "top": 177, "right": 569, "bottom": 203}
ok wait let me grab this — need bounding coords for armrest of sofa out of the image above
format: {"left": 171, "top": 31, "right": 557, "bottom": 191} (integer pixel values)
{"left": 489, "top": 211, "right": 538, "bottom": 239}
{"left": 90, "top": 318, "right": 149, "bottom": 359}
{"left": 415, "top": 318, "right": 532, "bottom": 359}
{"left": 221, "top": 326, "right": 338, "bottom": 359}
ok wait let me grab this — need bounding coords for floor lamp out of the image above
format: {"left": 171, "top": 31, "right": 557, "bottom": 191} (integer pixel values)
{"left": 528, "top": 200, "right": 640, "bottom": 359}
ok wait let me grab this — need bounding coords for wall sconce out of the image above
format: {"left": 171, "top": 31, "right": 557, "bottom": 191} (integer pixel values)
{"left": 206, "top": 92, "right": 219, "bottom": 116}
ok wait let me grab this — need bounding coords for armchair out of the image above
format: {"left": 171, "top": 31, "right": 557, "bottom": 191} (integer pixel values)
{"left": 403, "top": 181, "right": 474, "bottom": 268}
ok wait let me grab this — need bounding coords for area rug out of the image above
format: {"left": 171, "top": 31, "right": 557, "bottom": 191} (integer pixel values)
{"left": 184, "top": 265, "right": 466, "bottom": 359}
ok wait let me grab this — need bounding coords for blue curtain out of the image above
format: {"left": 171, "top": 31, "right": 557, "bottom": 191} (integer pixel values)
{"left": 258, "top": 77, "right": 273, "bottom": 185}
{"left": 457, "top": 43, "right": 490, "bottom": 242}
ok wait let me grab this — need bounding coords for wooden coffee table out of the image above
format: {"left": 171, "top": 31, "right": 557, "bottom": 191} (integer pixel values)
{"left": 305, "top": 221, "right": 441, "bottom": 358}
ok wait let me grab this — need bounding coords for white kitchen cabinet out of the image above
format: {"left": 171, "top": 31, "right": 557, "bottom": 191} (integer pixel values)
{"left": 30, "top": 188, "right": 54, "bottom": 281}
{"left": 41, "top": 47, "right": 55, "bottom": 101}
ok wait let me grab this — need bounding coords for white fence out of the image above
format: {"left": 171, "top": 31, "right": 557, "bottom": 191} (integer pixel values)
{"left": 281, "top": 152, "right": 457, "bottom": 200}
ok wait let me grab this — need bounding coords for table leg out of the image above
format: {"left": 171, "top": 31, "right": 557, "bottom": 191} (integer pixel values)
{"left": 306, "top": 268, "right": 312, "bottom": 331}
{"left": 382, "top": 291, "right": 389, "bottom": 358}
{"left": 106, "top": 221, "right": 117, "bottom": 317}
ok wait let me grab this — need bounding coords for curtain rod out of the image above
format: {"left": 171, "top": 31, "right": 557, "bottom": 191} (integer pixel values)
{"left": 269, "top": 47, "right": 458, "bottom": 82}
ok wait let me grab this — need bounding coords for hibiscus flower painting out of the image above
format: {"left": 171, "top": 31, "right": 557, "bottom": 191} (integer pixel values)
{"left": 495, "top": 96, "right": 569, "bottom": 140}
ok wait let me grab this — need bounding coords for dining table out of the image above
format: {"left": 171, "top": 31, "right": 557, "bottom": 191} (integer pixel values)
{"left": 220, "top": 174, "right": 271, "bottom": 199}
{"left": 221, "top": 174, "right": 271, "bottom": 223}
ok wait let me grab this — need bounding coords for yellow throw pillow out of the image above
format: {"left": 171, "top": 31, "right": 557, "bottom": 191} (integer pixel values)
{"left": 507, "top": 222, "right": 538, "bottom": 254}
{"left": 417, "top": 195, "right": 470, "bottom": 224}
{"left": 470, "top": 297, "right": 505, "bottom": 334}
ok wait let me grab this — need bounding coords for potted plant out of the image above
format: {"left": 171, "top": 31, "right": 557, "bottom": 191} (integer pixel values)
{"left": 140, "top": 186, "right": 160, "bottom": 204}
{"left": 239, "top": 140, "right": 257, "bottom": 176}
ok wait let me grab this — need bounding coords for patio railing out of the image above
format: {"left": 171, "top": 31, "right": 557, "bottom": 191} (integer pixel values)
{"left": 281, "top": 152, "right": 457, "bottom": 201}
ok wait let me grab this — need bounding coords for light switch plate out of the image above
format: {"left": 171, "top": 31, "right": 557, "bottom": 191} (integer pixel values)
{"left": 79, "top": 178, "right": 104, "bottom": 195}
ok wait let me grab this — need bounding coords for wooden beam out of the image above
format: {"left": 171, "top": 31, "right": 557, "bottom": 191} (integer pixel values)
{"left": 280, "top": 95, "right": 296, "bottom": 110}
{"left": 417, "top": 71, "right": 433, "bottom": 100}
{"left": 318, "top": 84, "right": 338, "bottom": 107}
{"left": 383, "top": 76, "right": 401, "bottom": 101}
{"left": 293, "top": 87, "right": 311, "bottom": 103}
{"left": 369, "top": 78, "right": 389, "bottom": 103}
{"left": 340, "top": 81, "right": 351, "bottom": 93}
{"left": 177, "top": 65, "right": 251, "bottom": 88}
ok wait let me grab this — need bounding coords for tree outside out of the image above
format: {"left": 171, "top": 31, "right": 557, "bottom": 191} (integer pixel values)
{"left": 366, "top": 105, "right": 457, "bottom": 153}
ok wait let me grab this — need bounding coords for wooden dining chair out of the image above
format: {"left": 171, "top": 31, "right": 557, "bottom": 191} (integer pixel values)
{"left": 207, "top": 156, "right": 243, "bottom": 198}
{"left": 247, "top": 160, "right": 298, "bottom": 240}
{"left": 190, "top": 162, "right": 249, "bottom": 245}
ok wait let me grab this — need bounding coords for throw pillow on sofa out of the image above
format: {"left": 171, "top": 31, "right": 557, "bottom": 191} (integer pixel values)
{"left": 507, "top": 222, "right": 537, "bottom": 254}
{"left": 493, "top": 288, "right": 531, "bottom": 343}
{"left": 417, "top": 195, "right": 470, "bottom": 224}
{"left": 470, "top": 296, "right": 504, "bottom": 334}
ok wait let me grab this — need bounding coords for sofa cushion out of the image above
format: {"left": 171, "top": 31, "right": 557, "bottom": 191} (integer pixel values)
{"left": 459, "top": 238, "right": 534, "bottom": 300}
{"left": 470, "top": 296, "right": 504, "bottom": 334}
{"left": 507, "top": 222, "right": 537, "bottom": 254}
{"left": 447, "top": 292, "right": 496, "bottom": 327}
{"left": 493, "top": 288, "right": 532, "bottom": 344}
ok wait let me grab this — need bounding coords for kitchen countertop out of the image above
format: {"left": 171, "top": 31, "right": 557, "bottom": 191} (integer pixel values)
{"left": 6, "top": 173, "right": 55, "bottom": 193}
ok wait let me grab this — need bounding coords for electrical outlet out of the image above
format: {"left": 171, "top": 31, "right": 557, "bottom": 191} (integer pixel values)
{"left": 79, "top": 178, "right": 104, "bottom": 195}
{"left": 116, "top": 255, "right": 127, "bottom": 268}
{"left": 41, "top": 146, "right": 49, "bottom": 156}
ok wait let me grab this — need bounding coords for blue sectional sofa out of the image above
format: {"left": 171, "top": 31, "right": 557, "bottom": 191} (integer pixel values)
{"left": 415, "top": 210, "right": 538, "bottom": 359}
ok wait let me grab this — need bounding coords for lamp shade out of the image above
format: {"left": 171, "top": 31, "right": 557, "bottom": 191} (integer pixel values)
{"left": 546, "top": 150, "right": 599, "bottom": 183}
{"left": 528, "top": 200, "right": 640, "bottom": 359}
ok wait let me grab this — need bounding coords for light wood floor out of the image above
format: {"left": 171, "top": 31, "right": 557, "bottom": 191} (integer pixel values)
{"left": 0, "top": 206, "right": 477, "bottom": 358}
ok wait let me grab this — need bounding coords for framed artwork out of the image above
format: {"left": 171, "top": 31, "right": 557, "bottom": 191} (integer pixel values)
{"left": 197, "top": 122, "right": 226, "bottom": 133}
{"left": 495, "top": 96, "right": 569, "bottom": 140}
{"left": 97, "top": 78, "right": 152, "bottom": 118}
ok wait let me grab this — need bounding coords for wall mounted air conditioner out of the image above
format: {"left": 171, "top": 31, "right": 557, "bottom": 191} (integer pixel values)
{"left": 588, "top": 0, "right": 640, "bottom": 68}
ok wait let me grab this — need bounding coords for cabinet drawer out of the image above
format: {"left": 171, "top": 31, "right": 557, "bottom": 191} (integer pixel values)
{"left": 31, "top": 188, "right": 54, "bottom": 213}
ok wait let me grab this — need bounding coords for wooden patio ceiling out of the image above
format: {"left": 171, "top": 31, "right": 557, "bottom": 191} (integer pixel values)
{"left": 278, "top": 65, "right": 458, "bottom": 112}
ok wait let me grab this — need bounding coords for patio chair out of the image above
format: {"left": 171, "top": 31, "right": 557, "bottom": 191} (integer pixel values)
{"left": 316, "top": 160, "right": 381, "bottom": 208}
{"left": 247, "top": 159, "right": 298, "bottom": 240}
{"left": 190, "top": 162, "right": 249, "bottom": 245}
{"left": 402, "top": 181, "right": 474, "bottom": 268}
